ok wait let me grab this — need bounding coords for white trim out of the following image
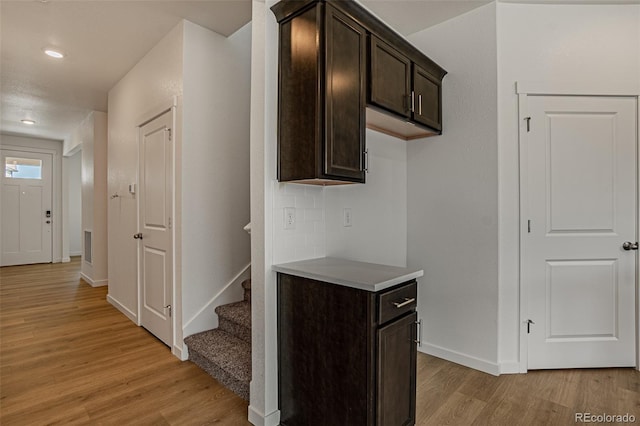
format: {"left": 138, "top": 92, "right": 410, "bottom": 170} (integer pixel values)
{"left": 62, "top": 257, "right": 71, "bottom": 263}
{"left": 517, "top": 93, "right": 530, "bottom": 373}
{"left": 136, "top": 102, "right": 177, "bottom": 346}
{"left": 518, "top": 91, "right": 640, "bottom": 373}
{"left": 248, "top": 406, "right": 281, "bottom": 426}
{"left": 80, "top": 272, "right": 107, "bottom": 287}
{"left": 136, "top": 96, "right": 178, "bottom": 128}
{"left": 107, "top": 294, "right": 138, "bottom": 323}
{"left": 1, "top": 144, "right": 59, "bottom": 265}
{"left": 182, "top": 263, "right": 252, "bottom": 332}
{"left": 173, "top": 343, "right": 188, "bottom": 361}
{"left": 418, "top": 343, "right": 500, "bottom": 376}
{"left": 69, "top": 251, "right": 82, "bottom": 256}
{"left": 516, "top": 80, "right": 640, "bottom": 96}
{"left": 499, "top": 361, "right": 521, "bottom": 374}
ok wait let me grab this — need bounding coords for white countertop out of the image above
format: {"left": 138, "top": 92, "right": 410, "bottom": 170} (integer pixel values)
{"left": 272, "top": 257, "right": 423, "bottom": 292}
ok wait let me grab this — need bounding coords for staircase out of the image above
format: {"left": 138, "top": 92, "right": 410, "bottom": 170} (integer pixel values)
{"left": 184, "top": 279, "right": 251, "bottom": 400}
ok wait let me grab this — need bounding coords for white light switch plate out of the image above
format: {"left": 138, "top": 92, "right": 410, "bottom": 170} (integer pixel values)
{"left": 284, "top": 207, "right": 296, "bottom": 230}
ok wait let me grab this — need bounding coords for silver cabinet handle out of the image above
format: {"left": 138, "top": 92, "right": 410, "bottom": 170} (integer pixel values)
{"left": 414, "top": 319, "right": 422, "bottom": 346}
{"left": 418, "top": 94, "right": 422, "bottom": 116}
{"left": 393, "top": 297, "right": 415, "bottom": 308}
{"left": 411, "top": 91, "right": 415, "bottom": 113}
{"left": 622, "top": 241, "right": 638, "bottom": 250}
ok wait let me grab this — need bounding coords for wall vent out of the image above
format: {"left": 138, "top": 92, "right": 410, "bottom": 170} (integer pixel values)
{"left": 84, "top": 230, "right": 92, "bottom": 264}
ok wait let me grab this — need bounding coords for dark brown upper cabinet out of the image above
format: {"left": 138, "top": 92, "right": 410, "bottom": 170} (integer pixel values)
{"left": 272, "top": 0, "right": 447, "bottom": 184}
{"left": 273, "top": 1, "right": 367, "bottom": 185}
{"left": 369, "top": 36, "right": 412, "bottom": 119}
{"left": 368, "top": 36, "right": 444, "bottom": 138}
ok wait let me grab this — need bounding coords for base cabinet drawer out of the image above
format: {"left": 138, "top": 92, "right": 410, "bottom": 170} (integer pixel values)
{"left": 278, "top": 273, "right": 418, "bottom": 426}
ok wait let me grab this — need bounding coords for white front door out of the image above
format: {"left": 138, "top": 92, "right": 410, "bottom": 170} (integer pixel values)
{"left": 138, "top": 110, "right": 173, "bottom": 346}
{"left": 523, "top": 95, "right": 637, "bottom": 369}
{"left": 1, "top": 150, "right": 53, "bottom": 266}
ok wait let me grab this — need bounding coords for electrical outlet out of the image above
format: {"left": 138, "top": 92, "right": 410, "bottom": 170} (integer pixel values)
{"left": 284, "top": 207, "right": 296, "bottom": 230}
{"left": 343, "top": 208, "right": 352, "bottom": 227}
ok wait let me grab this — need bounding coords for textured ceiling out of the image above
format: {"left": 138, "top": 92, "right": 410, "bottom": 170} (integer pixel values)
{"left": 0, "top": 0, "right": 251, "bottom": 141}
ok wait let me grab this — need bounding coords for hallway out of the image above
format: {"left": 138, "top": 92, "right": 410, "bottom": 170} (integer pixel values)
{"left": 0, "top": 258, "right": 249, "bottom": 425}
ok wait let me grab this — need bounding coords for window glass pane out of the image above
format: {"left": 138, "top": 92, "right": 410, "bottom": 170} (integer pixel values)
{"left": 5, "top": 157, "right": 42, "bottom": 179}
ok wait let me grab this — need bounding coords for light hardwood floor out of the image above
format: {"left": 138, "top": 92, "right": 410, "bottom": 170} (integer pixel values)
{"left": 1, "top": 259, "right": 638, "bottom": 425}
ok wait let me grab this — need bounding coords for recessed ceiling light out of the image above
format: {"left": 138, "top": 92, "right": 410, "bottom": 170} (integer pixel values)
{"left": 44, "top": 49, "right": 64, "bottom": 59}
{"left": 21, "top": 119, "right": 36, "bottom": 125}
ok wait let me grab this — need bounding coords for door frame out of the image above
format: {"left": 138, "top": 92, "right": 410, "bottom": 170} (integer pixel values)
{"left": 135, "top": 96, "right": 179, "bottom": 356}
{"left": 516, "top": 82, "right": 640, "bottom": 372}
{"left": 0, "top": 144, "right": 60, "bottom": 264}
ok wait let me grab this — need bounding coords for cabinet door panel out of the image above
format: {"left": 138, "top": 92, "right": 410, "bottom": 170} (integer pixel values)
{"left": 324, "top": 5, "right": 366, "bottom": 182}
{"left": 377, "top": 312, "right": 417, "bottom": 426}
{"left": 369, "top": 36, "right": 411, "bottom": 118}
{"left": 277, "top": 5, "right": 321, "bottom": 181}
{"left": 413, "top": 65, "right": 442, "bottom": 131}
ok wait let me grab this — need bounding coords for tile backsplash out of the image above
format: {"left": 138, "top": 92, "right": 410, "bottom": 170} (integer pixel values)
{"left": 272, "top": 182, "right": 326, "bottom": 264}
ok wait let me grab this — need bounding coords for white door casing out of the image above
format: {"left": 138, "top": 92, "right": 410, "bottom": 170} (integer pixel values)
{"left": 1, "top": 150, "right": 53, "bottom": 266}
{"left": 138, "top": 110, "right": 174, "bottom": 347}
{"left": 521, "top": 95, "right": 637, "bottom": 369}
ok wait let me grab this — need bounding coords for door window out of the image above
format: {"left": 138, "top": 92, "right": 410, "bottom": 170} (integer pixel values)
{"left": 4, "top": 157, "right": 42, "bottom": 179}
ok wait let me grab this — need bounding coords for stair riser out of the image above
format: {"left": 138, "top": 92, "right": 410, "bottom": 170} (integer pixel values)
{"left": 189, "top": 350, "right": 249, "bottom": 401}
{"left": 218, "top": 317, "right": 251, "bottom": 343}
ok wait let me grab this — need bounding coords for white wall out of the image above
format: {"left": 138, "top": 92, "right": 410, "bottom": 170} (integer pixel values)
{"left": 326, "top": 129, "right": 407, "bottom": 267}
{"left": 180, "top": 21, "right": 252, "bottom": 343}
{"left": 496, "top": 3, "right": 640, "bottom": 370}
{"left": 406, "top": 3, "right": 500, "bottom": 374}
{"left": 0, "top": 134, "right": 64, "bottom": 263}
{"left": 71, "top": 111, "right": 108, "bottom": 286}
{"left": 249, "top": 1, "right": 280, "bottom": 423}
{"left": 67, "top": 151, "right": 82, "bottom": 256}
{"left": 107, "top": 21, "right": 184, "bottom": 322}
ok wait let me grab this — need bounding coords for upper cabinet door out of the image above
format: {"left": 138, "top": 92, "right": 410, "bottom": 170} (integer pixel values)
{"left": 369, "top": 36, "right": 411, "bottom": 118}
{"left": 324, "top": 5, "right": 367, "bottom": 182}
{"left": 412, "top": 65, "right": 442, "bottom": 131}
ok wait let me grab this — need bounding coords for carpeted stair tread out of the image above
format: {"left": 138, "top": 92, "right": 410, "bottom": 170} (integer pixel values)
{"left": 215, "top": 300, "right": 251, "bottom": 329}
{"left": 184, "top": 329, "right": 251, "bottom": 400}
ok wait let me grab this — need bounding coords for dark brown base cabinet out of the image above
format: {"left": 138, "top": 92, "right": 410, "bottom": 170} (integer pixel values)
{"left": 278, "top": 273, "right": 418, "bottom": 426}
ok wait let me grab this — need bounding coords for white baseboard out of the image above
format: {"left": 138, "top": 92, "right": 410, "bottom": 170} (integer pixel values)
{"left": 248, "top": 406, "right": 280, "bottom": 426}
{"left": 499, "top": 361, "right": 521, "bottom": 374}
{"left": 62, "top": 257, "right": 71, "bottom": 263}
{"left": 173, "top": 343, "right": 188, "bottom": 361}
{"left": 107, "top": 294, "right": 138, "bottom": 323}
{"left": 80, "top": 272, "right": 108, "bottom": 287}
{"left": 419, "top": 342, "right": 501, "bottom": 376}
{"left": 69, "top": 251, "right": 82, "bottom": 257}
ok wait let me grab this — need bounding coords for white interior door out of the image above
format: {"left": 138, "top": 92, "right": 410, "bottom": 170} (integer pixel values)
{"left": 138, "top": 110, "right": 173, "bottom": 346}
{"left": 523, "top": 95, "right": 637, "bottom": 369}
{"left": 1, "top": 150, "right": 53, "bottom": 266}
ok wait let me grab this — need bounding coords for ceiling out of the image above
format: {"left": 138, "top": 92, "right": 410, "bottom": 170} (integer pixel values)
{"left": 0, "top": 0, "right": 252, "bottom": 142}
{"left": 2, "top": 0, "right": 629, "bottom": 143}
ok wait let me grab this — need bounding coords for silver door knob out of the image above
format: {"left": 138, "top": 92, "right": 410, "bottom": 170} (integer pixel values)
{"left": 133, "top": 233, "right": 143, "bottom": 240}
{"left": 622, "top": 241, "right": 638, "bottom": 251}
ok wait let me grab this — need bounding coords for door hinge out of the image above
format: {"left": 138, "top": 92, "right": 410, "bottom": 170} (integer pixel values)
{"left": 165, "top": 304, "right": 172, "bottom": 317}
{"left": 526, "top": 319, "right": 534, "bottom": 334}
{"left": 527, "top": 220, "right": 531, "bottom": 233}
{"left": 168, "top": 217, "right": 172, "bottom": 229}
{"left": 524, "top": 117, "right": 531, "bottom": 132}
{"left": 165, "top": 128, "right": 172, "bottom": 141}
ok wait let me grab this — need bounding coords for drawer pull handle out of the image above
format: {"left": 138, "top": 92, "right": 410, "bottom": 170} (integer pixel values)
{"left": 392, "top": 297, "right": 415, "bottom": 308}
